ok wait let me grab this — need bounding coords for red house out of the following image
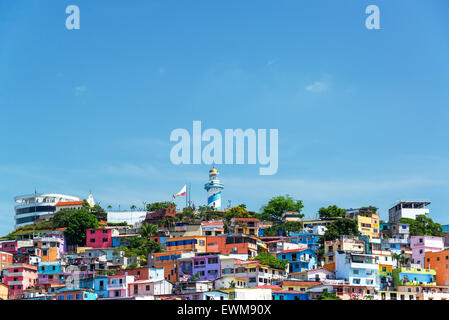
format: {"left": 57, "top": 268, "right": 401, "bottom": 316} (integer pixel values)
{"left": 86, "top": 228, "right": 118, "bottom": 248}
{"left": 1, "top": 241, "right": 18, "bottom": 254}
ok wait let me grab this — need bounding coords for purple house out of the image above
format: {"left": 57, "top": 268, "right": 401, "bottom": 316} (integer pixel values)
{"left": 193, "top": 255, "right": 221, "bottom": 281}
{"left": 179, "top": 254, "right": 221, "bottom": 281}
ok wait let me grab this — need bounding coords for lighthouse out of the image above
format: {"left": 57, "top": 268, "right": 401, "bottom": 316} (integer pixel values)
{"left": 204, "top": 167, "right": 224, "bottom": 209}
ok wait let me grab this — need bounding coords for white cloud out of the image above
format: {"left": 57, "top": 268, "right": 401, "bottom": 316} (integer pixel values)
{"left": 75, "top": 85, "right": 87, "bottom": 96}
{"left": 305, "top": 81, "right": 328, "bottom": 93}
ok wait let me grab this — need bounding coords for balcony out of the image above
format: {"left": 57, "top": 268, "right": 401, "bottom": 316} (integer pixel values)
{"left": 7, "top": 272, "right": 23, "bottom": 277}
{"left": 351, "top": 262, "right": 378, "bottom": 270}
{"left": 108, "top": 282, "right": 126, "bottom": 290}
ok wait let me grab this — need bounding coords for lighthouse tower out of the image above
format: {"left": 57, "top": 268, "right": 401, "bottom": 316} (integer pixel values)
{"left": 204, "top": 167, "right": 224, "bottom": 209}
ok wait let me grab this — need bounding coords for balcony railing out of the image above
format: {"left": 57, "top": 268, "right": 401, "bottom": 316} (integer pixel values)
{"left": 108, "top": 283, "right": 126, "bottom": 290}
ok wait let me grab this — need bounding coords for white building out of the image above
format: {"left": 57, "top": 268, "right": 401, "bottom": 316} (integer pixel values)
{"left": 106, "top": 211, "right": 147, "bottom": 226}
{"left": 389, "top": 201, "right": 430, "bottom": 223}
{"left": 335, "top": 251, "right": 379, "bottom": 290}
{"left": 14, "top": 193, "right": 80, "bottom": 228}
{"left": 233, "top": 288, "right": 272, "bottom": 300}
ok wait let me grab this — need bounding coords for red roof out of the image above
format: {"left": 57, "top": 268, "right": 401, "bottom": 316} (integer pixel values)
{"left": 274, "top": 290, "right": 304, "bottom": 294}
{"left": 278, "top": 248, "right": 308, "bottom": 254}
{"left": 282, "top": 280, "right": 322, "bottom": 287}
{"left": 231, "top": 218, "right": 260, "bottom": 222}
{"left": 253, "top": 285, "right": 282, "bottom": 290}
{"left": 55, "top": 201, "right": 83, "bottom": 207}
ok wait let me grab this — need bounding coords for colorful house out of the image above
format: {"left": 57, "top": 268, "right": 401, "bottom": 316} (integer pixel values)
{"left": 33, "top": 237, "right": 64, "bottom": 262}
{"left": 201, "top": 221, "right": 224, "bottom": 236}
{"left": 148, "top": 251, "right": 182, "bottom": 283}
{"left": 166, "top": 236, "right": 207, "bottom": 253}
{"left": 410, "top": 235, "right": 444, "bottom": 267}
{"left": 393, "top": 267, "right": 436, "bottom": 287}
{"left": 206, "top": 234, "right": 258, "bottom": 257}
{"left": 86, "top": 228, "right": 119, "bottom": 249}
{"left": 0, "top": 283, "right": 9, "bottom": 300}
{"left": 107, "top": 275, "right": 135, "bottom": 298}
{"left": 324, "top": 236, "right": 365, "bottom": 264}
{"left": 425, "top": 249, "right": 449, "bottom": 286}
{"left": 277, "top": 248, "right": 317, "bottom": 273}
{"left": 357, "top": 213, "right": 380, "bottom": 240}
{"left": 4, "top": 263, "right": 38, "bottom": 300}
{"left": 272, "top": 290, "right": 310, "bottom": 300}
{"left": 55, "top": 288, "right": 97, "bottom": 300}
{"left": 178, "top": 254, "right": 221, "bottom": 281}
{"left": 0, "top": 251, "right": 13, "bottom": 271}
{"left": 93, "top": 275, "right": 109, "bottom": 299}
{"left": 290, "top": 232, "right": 320, "bottom": 251}
{"left": 233, "top": 260, "right": 286, "bottom": 288}
{"left": 335, "top": 251, "right": 379, "bottom": 289}
{"left": 38, "top": 261, "right": 64, "bottom": 286}
{"left": 230, "top": 218, "right": 260, "bottom": 236}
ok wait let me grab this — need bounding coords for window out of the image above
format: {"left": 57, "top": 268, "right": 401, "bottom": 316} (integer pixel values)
{"left": 67, "top": 295, "right": 73, "bottom": 300}
{"left": 76, "top": 294, "right": 82, "bottom": 300}
{"left": 57, "top": 295, "right": 64, "bottom": 300}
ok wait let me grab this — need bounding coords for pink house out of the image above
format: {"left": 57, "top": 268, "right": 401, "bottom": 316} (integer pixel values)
{"left": 4, "top": 263, "right": 38, "bottom": 300}
{"left": 411, "top": 235, "right": 444, "bottom": 267}
{"left": 108, "top": 275, "right": 135, "bottom": 298}
{"left": 1, "top": 241, "right": 19, "bottom": 254}
{"left": 86, "top": 228, "right": 118, "bottom": 248}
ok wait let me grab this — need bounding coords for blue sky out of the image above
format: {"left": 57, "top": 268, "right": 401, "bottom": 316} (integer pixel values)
{"left": 0, "top": 0, "right": 448, "bottom": 234}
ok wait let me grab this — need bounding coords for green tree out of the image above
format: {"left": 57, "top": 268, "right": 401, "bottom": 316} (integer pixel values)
{"left": 130, "top": 205, "right": 136, "bottom": 211}
{"left": 399, "top": 215, "right": 444, "bottom": 237}
{"left": 224, "top": 204, "right": 252, "bottom": 221}
{"left": 359, "top": 206, "right": 378, "bottom": 214}
{"left": 51, "top": 208, "right": 75, "bottom": 228}
{"left": 260, "top": 195, "right": 304, "bottom": 221}
{"left": 140, "top": 223, "right": 159, "bottom": 239}
{"left": 317, "top": 288, "right": 341, "bottom": 300}
{"left": 263, "top": 221, "right": 303, "bottom": 237}
{"left": 146, "top": 202, "right": 175, "bottom": 211}
{"left": 318, "top": 205, "right": 346, "bottom": 219}
{"left": 64, "top": 209, "right": 99, "bottom": 245}
{"left": 322, "top": 218, "right": 360, "bottom": 242}
{"left": 252, "top": 251, "right": 288, "bottom": 270}
{"left": 317, "top": 218, "right": 360, "bottom": 262}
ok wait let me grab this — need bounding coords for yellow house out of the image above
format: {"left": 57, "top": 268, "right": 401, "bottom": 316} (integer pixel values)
{"left": 324, "top": 236, "right": 365, "bottom": 264}
{"left": 357, "top": 214, "right": 380, "bottom": 239}
{"left": 0, "top": 283, "right": 8, "bottom": 300}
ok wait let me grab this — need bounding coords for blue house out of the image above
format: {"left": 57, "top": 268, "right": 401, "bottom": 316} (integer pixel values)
{"left": 93, "top": 276, "right": 109, "bottom": 299}
{"left": 272, "top": 291, "right": 310, "bottom": 300}
{"left": 55, "top": 288, "right": 97, "bottom": 300}
{"left": 277, "top": 248, "right": 317, "bottom": 273}
{"left": 290, "top": 232, "right": 320, "bottom": 251}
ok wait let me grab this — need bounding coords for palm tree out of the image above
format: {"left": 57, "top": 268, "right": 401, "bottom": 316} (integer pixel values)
{"left": 130, "top": 205, "right": 136, "bottom": 211}
{"left": 107, "top": 205, "right": 112, "bottom": 210}
{"left": 140, "top": 223, "right": 158, "bottom": 240}
{"left": 392, "top": 253, "right": 405, "bottom": 268}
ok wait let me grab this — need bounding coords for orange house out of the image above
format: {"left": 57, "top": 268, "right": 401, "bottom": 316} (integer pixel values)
{"left": 165, "top": 236, "right": 207, "bottom": 253}
{"left": 115, "top": 267, "right": 152, "bottom": 281}
{"left": 206, "top": 235, "right": 258, "bottom": 257}
{"left": 0, "top": 251, "right": 13, "bottom": 271}
{"left": 33, "top": 237, "right": 63, "bottom": 262}
{"left": 425, "top": 249, "right": 449, "bottom": 286}
{"left": 148, "top": 251, "right": 182, "bottom": 283}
